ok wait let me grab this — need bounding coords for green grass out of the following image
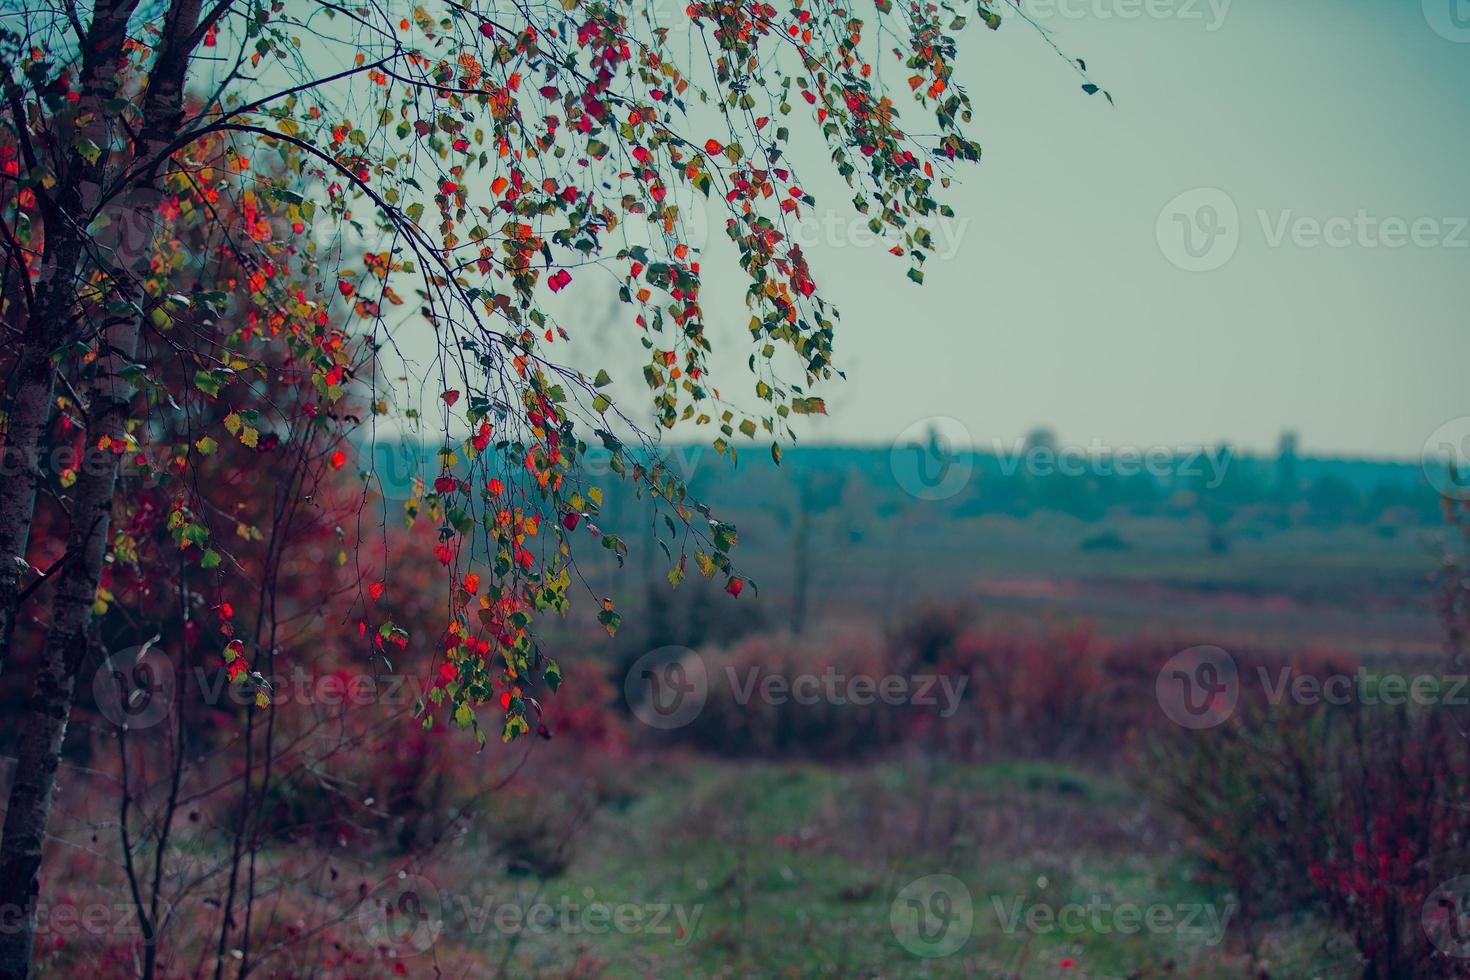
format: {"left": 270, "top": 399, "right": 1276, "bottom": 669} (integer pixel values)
{"left": 424, "top": 758, "right": 1357, "bottom": 978}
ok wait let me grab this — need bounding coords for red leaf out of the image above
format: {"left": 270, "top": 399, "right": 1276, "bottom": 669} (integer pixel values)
{"left": 369, "top": 582, "right": 385, "bottom": 602}
{"left": 726, "top": 577, "right": 744, "bottom": 598}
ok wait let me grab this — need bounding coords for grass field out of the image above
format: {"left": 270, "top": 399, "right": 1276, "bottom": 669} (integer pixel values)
{"left": 403, "top": 757, "right": 1360, "bottom": 978}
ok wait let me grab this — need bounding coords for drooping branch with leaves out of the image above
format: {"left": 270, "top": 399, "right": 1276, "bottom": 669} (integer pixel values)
{"left": 0, "top": 0, "right": 1096, "bottom": 974}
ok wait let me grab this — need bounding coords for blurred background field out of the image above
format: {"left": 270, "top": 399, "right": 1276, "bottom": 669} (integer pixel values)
{"left": 7, "top": 435, "right": 1467, "bottom": 978}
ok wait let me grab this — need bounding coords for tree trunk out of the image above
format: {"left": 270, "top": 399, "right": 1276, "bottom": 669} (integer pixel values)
{"left": 0, "top": 351, "right": 58, "bottom": 672}
{"left": 0, "top": 308, "right": 139, "bottom": 978}
{"left": 0, "top": 0, "right": 146, "bottom": 674}
{"left": 0, "top": 1, "right": 203, "bottom": 971}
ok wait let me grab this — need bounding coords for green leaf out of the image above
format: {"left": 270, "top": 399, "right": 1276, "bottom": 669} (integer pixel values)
{"left": 597, "top": 608, "right": 622, "bottom": 636}
{"left": 713, "top": 522, "right": 738, "bottom": 552}
{"left": 193, "top": 370, "right": 222, "bottom": 397}
{"left": 200, "top": 549, "right": 222, "bottom": 569}
{"left": 791, "top": 397, "right": 827, "bottom": 415}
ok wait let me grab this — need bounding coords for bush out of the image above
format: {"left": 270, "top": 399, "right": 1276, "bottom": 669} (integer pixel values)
{"left": 1141, "top": 698, "right": 1470, "bottom": 977}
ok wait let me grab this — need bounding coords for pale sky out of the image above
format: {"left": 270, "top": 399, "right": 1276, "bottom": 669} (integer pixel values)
{"left": 762, "top": 0, "right": 1470, "bottom": 459}
{"left": 371, "top": 0, "right": 1470, "bottom": 460}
